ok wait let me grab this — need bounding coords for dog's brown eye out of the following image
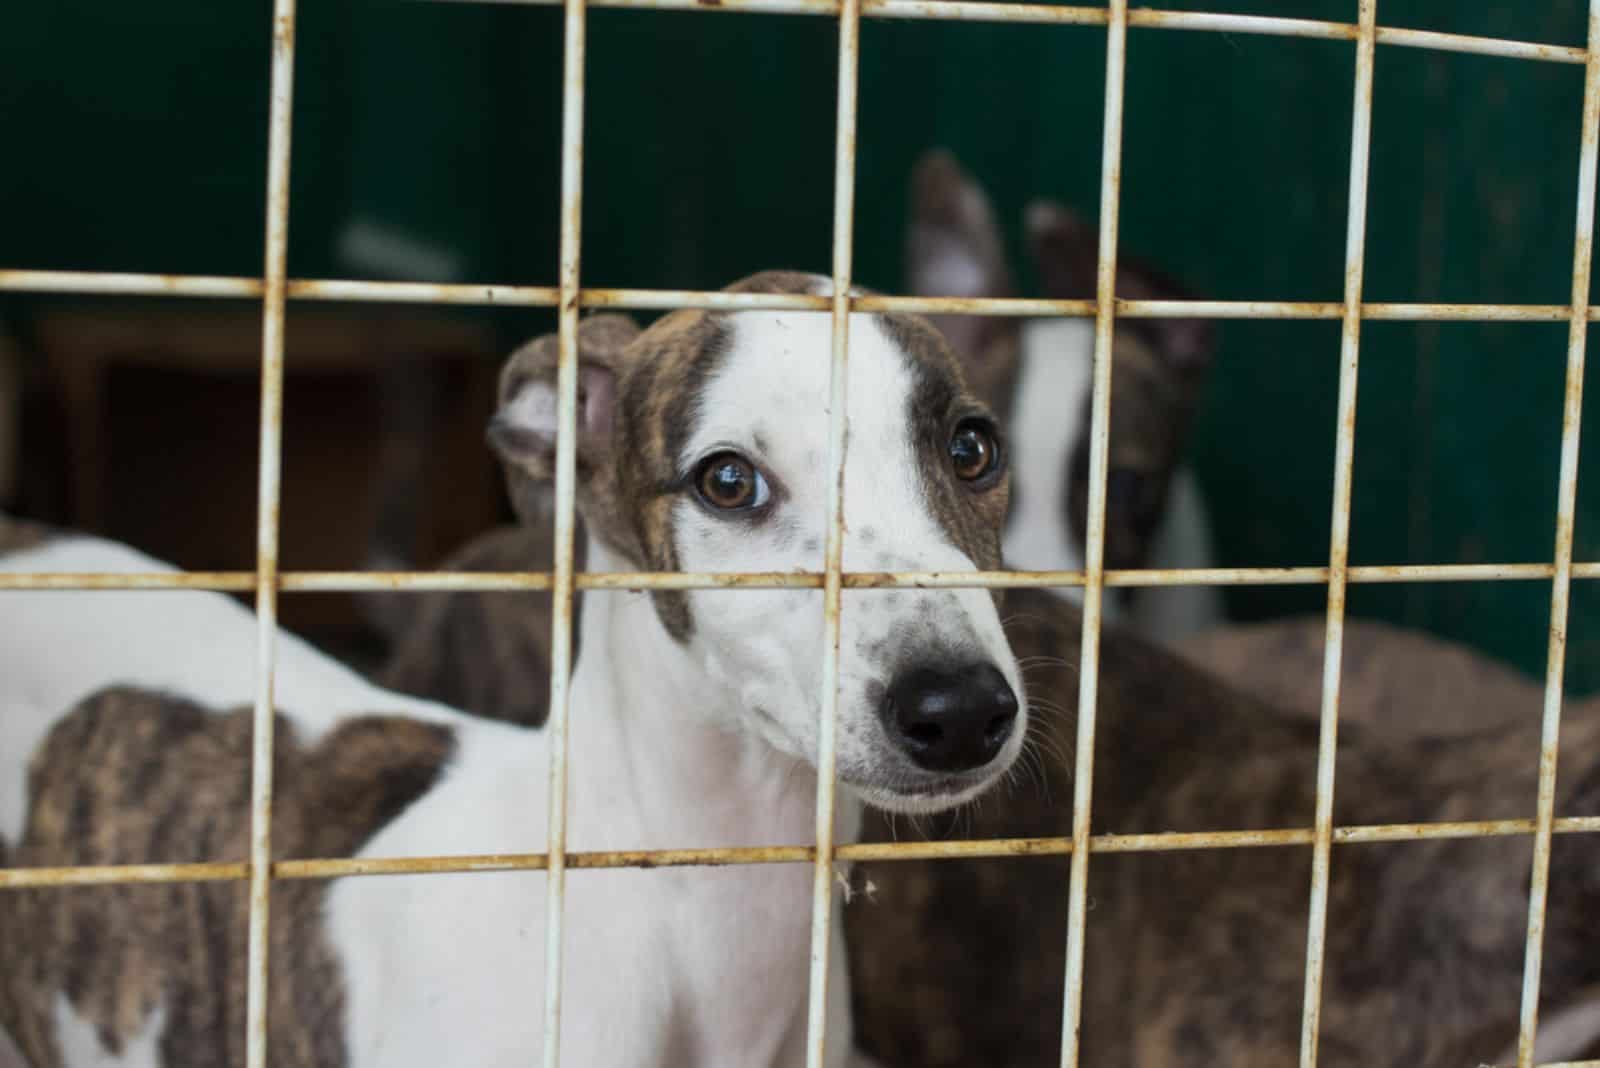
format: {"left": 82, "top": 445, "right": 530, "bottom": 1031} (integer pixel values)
{"left": 694, "top": 452, "right": 769, "bottom": 511}
{"left": 949, "top": 421, "right": 1001, "bottom": 483}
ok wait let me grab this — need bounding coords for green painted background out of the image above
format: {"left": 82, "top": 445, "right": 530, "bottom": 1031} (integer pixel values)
{"left": 4, "top": 0, "right": 1600, "bottom": 692}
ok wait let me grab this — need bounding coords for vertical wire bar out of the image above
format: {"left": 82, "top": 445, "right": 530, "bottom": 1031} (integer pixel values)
{"left": 541, "top": 0, "right": 588, "bottom": 1060}
{"left": 244, "top": 0, "right": 298, "bottom": 1063}
{"left": 1515, "top": 4, "right": 1600, "bottom": 1064}
{"left": 804, "top": 0, "right": 862, "bottom": 1062}
{"left": 1297, "top": 3, "right": 1377, "bottom": 1065}
{"left": 1056, "top": 1, "right": 1127, "bottom": 1063}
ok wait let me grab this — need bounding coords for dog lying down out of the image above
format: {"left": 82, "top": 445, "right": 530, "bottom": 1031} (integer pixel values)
{"left": 849, "top": 588, "right": 1600, "bottom": 1067}
{"left": 0, "top": 273, "right": 1029, "bottom": 1067}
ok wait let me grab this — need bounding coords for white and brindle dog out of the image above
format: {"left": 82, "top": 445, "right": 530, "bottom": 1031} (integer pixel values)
{"left": 0, "top": 272, "right": 1026, "bottom": 1067}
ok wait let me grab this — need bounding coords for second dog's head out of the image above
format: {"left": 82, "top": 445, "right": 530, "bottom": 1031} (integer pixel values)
{"left": 488, "top": 272, "right": 1026, "bottom": 813}
{"left": 906, "top": 148, "right": 1217, "bottom": 573}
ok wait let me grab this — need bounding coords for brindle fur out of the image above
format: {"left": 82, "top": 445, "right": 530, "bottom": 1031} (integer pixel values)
{"left": 0, "top": 515, "right": 54, "bottom": 556}
{"left": 1024, "top": 203, "right": 1214, "bottom": 576}
{"left": 0, "top": 687, "right": 454, "bottom": 1067}
{"left": 876, "top": 310, "right": 1007, "bottom": 576}
{"left": 378, "top": 524, "right": 567, "bottom": 728}
{"left": 1179, "top": 615, "right": 1536, "bottom": 738}
{"left": 847, "top": 588, "right": 1600, "bottom": 1067}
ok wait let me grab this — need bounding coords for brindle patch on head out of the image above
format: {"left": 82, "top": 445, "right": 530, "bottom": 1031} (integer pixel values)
{"left": 603, "top": 271, "right": 825, "bottom": 642}
{"left": 874, "top": 311, "right": 1008, "bottom": 577}
{"left": 0, "top": 687, "right": 455, "bottom": 1068}
{"left": 610, "top": 309, "right": 732, "bottom": 641}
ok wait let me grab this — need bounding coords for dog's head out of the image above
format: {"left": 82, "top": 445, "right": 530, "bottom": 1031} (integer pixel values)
{"left": 1026, "top": 200, "right": 1216, "bottom": 571}
{"left": 904, "top": 149, "right": 1217, "bottom": 574}
{"left": 488, "top": 273, "right": 1026, "bottom": 813}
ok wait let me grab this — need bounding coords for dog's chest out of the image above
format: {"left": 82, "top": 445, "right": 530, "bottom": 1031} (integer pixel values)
{"left": 326, "top": 856, "right": 815, "bottom": 1066}
{"left": 325, "top": 726, "right": 818, "bottom": 1067}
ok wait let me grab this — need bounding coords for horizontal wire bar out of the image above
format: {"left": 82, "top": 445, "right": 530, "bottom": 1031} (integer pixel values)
{"left": 0, "top": 271, "right": 265, "bottom": 298}
{"left": 1, "top": 561, "right": 1592, "bottom": 592}
{"left": 413, "top": 0, "right": 1586, "bottom": 63}
{"left": 289, "top": 279, "right": 561, "bottom": 305}
{"left": 9, "top": 817, "right": 1600, "bottom": 890}
{"left": 8, "top": 270, "right": 1597, "bottom": 323}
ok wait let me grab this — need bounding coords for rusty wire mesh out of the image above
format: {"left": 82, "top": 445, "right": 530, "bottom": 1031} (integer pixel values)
{"left": 3, "top": 2, "right": 1600, "bottom": 1067}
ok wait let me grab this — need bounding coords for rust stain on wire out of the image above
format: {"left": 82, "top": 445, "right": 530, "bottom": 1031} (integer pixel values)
{"left": 1057, "top": 2, "right": 1128, "bottom": 1065}
{"left": 8, "top": 269, "right": 1600, "bottom": 324}
{"left": 16, "top": 819, "right": 1600, "bottom": 891}
{"left": 1515, "top": 1, "right": 1600, "bottom": 1064}
{"left": 243, "top": 0, "right": 299, "bottom": 1062}
{"left": 7, "top": 561, "right": 1600, "bottom": 593}
{"left": 539, "top": 0, "right": 589, "bottom": 1056}
{"left": 1296, "top": 3, "right": 1377, "bottom": 1065}
{"left": 407, "top": 0, "right": 1595, "bottom": 64}
{"left": 0, "top": 4, "right": 1595, "bottom": 1065}
{"left": 804, "top": 0, "right": 862, "bottom": 1059}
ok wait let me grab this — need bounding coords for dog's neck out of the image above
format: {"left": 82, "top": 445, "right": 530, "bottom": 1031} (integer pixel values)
{"left": 570, "top": 535, "right": 860, "bottom": 851}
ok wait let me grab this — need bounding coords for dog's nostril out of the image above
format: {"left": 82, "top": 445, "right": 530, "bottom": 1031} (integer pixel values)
{"left": 984, "top": 714, "right": 1012, "bottom": 746}
{"left": 882, "top": 663, "right": 1019, "bottom": 773}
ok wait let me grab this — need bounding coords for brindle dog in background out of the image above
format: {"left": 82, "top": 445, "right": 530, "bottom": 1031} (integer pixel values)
{"left": 847, "top": 589, "right": 1600, "bottom": 1067}
{"left": 1179, "top": 616, "right": 1534, "bottom": 739}
{"left": 905, "top": 149, "right": 1224, "bottom": 644}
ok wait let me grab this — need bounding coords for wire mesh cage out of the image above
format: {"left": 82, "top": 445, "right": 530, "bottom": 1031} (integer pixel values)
{"left": 1, "top": 2, "right": 1598, "bottom": 1067}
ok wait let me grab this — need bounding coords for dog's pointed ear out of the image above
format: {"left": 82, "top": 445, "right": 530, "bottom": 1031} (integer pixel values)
{"left": 488, "top": 313, "right": 640, "bottom": 522}
{"left": 1026, "top": 199, "right": 1216, "bottom": 376}
{"left": 906, "top": 149, "right": 1016, "bottom": 366}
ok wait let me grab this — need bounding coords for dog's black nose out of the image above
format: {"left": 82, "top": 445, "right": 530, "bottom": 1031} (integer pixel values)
{"left": 883, "top": 663, "right": 1018, "bottom": 772}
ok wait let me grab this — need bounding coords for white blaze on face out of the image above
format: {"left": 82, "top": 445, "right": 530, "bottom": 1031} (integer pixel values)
{"left": 1004, "top": 317, "right": 1094, "bottom": 597}
{"left": 668, "top": 307, "right": 1023, "bottom": 808}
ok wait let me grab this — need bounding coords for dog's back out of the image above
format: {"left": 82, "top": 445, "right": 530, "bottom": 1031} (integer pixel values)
{"left": 0, "top": 532, "right": 479, "bottom": 1066}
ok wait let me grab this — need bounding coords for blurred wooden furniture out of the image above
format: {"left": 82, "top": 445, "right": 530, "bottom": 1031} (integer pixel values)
{"left": 33, "top": 305, "right": 504, "bottom": 642}
{"left": 0, "top": 324, "right": 18, "bottom": 507}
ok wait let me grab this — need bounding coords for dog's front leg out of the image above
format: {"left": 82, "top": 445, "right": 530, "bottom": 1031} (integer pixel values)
{"left": 824, "top": 894, "right": 855, "bottom": 1068}
{"left": 772, "top": 890, "right": 859, "bottom": 1068}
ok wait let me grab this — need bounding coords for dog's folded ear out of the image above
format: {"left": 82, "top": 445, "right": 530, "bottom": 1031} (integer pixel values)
{"left": 906, "top": 149, "right": 1019, "bottom": 406}
{"left": 488, "top": 313, "right": 640, "bottom": 521}
{"left": 1026, "top": 199, "right": 1216, "bottom": 376}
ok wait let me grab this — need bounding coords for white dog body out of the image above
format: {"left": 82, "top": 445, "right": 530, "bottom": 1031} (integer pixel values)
{"left": 0, "top": 277, "right": 1022, "bottom": 1067}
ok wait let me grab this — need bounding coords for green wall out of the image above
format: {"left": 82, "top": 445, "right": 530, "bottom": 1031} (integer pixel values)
{"left": 4, "top": 0, "right": 1599, "bottom": 692}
